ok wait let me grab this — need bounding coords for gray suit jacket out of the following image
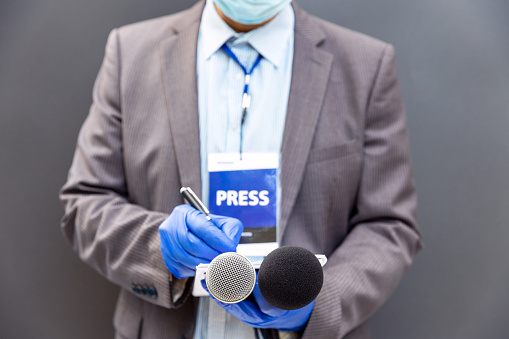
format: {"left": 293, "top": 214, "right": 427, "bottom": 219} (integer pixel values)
{"left": 60, "top": 1, "right": 423, "bottom": 338}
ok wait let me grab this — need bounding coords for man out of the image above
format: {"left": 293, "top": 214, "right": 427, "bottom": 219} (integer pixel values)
{"left": 60, "top": 0, "right": 423, "bottom": 338}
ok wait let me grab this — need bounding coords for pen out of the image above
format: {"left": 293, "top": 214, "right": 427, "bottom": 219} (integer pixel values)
{"left": 180, "top": 187, "right": 211, "bottom": 220}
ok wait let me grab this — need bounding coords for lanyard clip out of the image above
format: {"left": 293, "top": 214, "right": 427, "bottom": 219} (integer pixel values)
{"left": 242, "top": 93, "right": 251, "bottom": 110}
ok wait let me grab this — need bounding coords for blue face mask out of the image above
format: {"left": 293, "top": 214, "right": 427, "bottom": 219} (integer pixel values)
{"left": 213, "top": 0, "right": 292, "bottom": 25}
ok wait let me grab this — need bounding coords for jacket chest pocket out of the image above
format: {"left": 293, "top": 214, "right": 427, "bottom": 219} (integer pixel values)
{"left": 304, "top": 140, "right": 361, "bottom": 198}
{"left": 307, "top": 139, "right": 359, "bottom": 164}
{"left": 302, "top": 139, "right": 362, "bottom": 224}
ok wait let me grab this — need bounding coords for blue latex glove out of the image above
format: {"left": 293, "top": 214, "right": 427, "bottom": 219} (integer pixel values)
{"left": 159, "top": 204, "right": 243, "bottom": 279}
{"left": 201, "top": 275, "right": 314, "bottom": 332}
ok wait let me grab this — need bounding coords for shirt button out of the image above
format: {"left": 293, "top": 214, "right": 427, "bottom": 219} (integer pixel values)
{"left": 235, "top": 73, "right": 242, "bottom": 80}
{"left": 231, "top": 124, "right": 237, "bottom": 131}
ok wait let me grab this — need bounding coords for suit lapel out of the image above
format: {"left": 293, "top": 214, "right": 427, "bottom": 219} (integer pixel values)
{"left": 279, "top": 4, "right": 333, "bottom": 239}
{"left": 160, "top": 2, "right": 205, "bottom": 198}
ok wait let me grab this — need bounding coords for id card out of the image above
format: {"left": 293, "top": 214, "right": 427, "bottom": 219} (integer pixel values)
{"left": 208, "top": 153, "right": 279, "bottom": 257}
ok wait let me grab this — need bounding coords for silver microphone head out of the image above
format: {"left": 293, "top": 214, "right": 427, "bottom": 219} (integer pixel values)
{"left": 205, "top": 252, "right": 256, "bottom": 303}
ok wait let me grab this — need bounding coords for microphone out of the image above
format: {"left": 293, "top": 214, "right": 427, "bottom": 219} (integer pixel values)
{"left": 205, "top": 246, "right": 323, "bottom": 310}
{"left": 205, "top": 252, "right": 256, "bottom": 303}
{"left": 258, "top": 246, "right": 323, "bottom": 310}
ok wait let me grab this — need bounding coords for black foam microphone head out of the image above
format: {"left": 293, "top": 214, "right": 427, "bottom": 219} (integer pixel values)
{"left": 258, "top": 246, "right": 324, "bottom": 310}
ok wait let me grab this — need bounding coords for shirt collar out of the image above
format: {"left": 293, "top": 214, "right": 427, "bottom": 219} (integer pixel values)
{"left": 200, "top": 0, "right": 295, "bottom": 68}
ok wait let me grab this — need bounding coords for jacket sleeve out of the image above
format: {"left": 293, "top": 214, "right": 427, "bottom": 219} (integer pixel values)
{"left": 59, "top": 29, "right": 192, "bottom": 309}
{"left": 303, "top": 45, "right": 423, "bottom": 338}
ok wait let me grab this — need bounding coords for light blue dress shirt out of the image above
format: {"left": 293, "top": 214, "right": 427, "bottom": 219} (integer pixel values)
{"left": 195, "top": 0, "right": 295, "bottom": 338}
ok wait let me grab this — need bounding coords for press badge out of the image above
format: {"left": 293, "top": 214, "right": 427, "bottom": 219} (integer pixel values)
{"left": 208, "top": 153, "right": 279, "bottom": 257}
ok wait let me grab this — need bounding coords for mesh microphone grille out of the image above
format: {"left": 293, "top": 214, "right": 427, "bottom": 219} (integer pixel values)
{"left": 206, "top": 253, "right": 256, "bottom": 303}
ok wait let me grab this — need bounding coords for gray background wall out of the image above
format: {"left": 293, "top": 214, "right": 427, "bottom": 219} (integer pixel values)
{"left": 1, "top": 0, "right": 508, "bottom": 338}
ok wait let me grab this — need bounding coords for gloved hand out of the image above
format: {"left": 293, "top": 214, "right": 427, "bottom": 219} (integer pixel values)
{"left": 159, "top": 204, "right": 243, "bottom": 279}
{"left": 201, "top": 275, "right": 314, "bottom": 332}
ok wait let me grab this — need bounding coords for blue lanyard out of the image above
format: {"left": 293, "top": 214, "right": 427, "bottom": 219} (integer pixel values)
{"left": 221, "top": 43, "right": 263, "bottom": 157}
